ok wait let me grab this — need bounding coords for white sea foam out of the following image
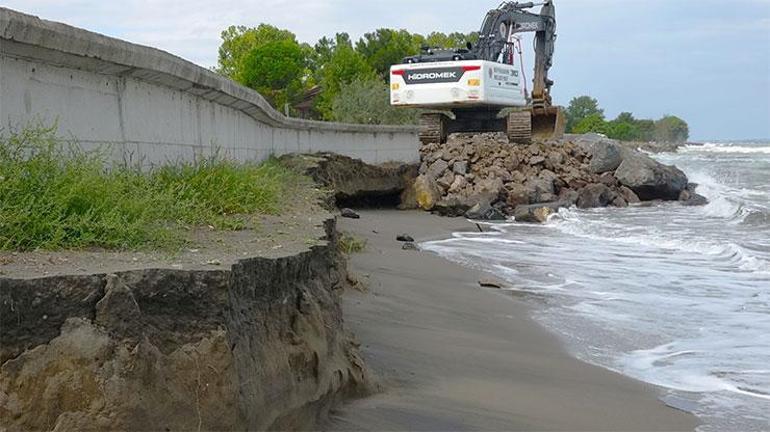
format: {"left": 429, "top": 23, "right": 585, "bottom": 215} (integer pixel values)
{"left": 682, "top": 143, "right": 770, "bottom": 154}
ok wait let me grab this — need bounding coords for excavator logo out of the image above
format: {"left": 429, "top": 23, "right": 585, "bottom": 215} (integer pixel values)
{"left": 404, "top": 67, "right": 465, "bottom": 84}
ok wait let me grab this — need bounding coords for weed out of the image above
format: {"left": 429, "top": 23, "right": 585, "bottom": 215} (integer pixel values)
{"left": 0, "top": 126, "right": 305, "bottom": 251}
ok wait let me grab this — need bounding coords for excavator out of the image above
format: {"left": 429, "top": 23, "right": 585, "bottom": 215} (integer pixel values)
{"left": 390, "top": 1, "right": 565, "bottom": 145}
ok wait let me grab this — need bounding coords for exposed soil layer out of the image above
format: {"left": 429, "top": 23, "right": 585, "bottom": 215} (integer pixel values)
{"left": 0, "top": 210, "right": 370, "bottom": 431}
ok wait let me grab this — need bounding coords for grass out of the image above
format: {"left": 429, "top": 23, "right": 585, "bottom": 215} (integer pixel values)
{"left": 0, "top": 126, "right": 305, "bottom": 251}
{"left": 337, "top": 232, "right": 367, "bottom": 255}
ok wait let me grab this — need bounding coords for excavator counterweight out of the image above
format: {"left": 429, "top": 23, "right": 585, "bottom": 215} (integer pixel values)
{"left": 390, "top": 1, "right": 564, "bottom": 144}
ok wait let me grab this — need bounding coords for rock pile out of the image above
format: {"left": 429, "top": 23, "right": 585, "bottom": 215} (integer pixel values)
{"left": 408, "top": 132, "right": 705, "bottom": 222}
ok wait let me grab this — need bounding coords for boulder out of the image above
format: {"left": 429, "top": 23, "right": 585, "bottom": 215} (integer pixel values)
{"left": 433, "top": 196, "right": 474, "bottom": 217}
{"left": 525, "top": 177, "right": 556, "bottom": 204}
{"left": 577, "top": 183, "right": 613, "bottom": 209}
{"left": 474, "top": 177, "right": 505, "bottom": 203}
{"left": 587, "top": 139, "right": 624, "bottom": 174}
{"left": 428, "top": 159, "right": 449, "bottom": 180}
{"left": 513, "top": 202, "right": 565, "bottom": 223}
{"left": 465, "top": 202, "right": 507, "bottom": 221}
{"left": 453, "top": 161, "right": 468, "bottom": 175}
{"left": 437, "top": 170, "right": 455, "bottom": 190}
{"left": 558, "top": 189, "right": 580, "bottom": 206}
{"left": 619, "top": 186, "right": 641, "bottom": 204}
{"left": 397, "top": 234, "right": 415, "bottom": 242}
{"left": 679, "top": 189, "right": 709, "bottom": 206}
{"left": 612, "top": 197, "right": 629, "bottom": 208}
{"left": 414, "top": 175, "right": 443, "bottom": 211}
{"left": 448, "top": 175, "right": 468, "bottom": 194}
{"left": 614, "top": 153, "right": 688, "bottom": 200}
{"left": 506, "top": 184, "right": 531, "bottom": 208}
{"left": 598, "top": 172, "right": 619, "bottom": 187}
{"left": 340, "top": 208, "right": 361, "bottom": 219}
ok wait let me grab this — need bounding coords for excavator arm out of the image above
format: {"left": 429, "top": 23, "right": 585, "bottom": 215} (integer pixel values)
{"left": 473, "top": 1, "right": 557, "bottom": 107}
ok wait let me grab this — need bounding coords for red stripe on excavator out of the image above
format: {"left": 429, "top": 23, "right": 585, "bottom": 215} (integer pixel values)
{"left": 391, "top": 69, "right": 406, "bottom": 76}
{"left": 462, "top": 65, "right": 482, "bottom": 72}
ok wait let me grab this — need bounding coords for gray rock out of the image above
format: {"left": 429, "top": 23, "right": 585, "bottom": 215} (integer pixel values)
{"left": 448, "top": 175, "right": 467, "bottom": 194}
{"left": 506, "top": 184, "right": 530, "bottom": 208}
{"left": 465, "top": 202, "right": 507, "bottom": 221}
{"left": 437, "top": 170, "right": 455, "bottom": 190}
{"left": 402, "top": 242, "right": 420, "bottom": 251}
{"left": 577, "top": 183, "right": 613, "bottom": 209}
{"left": 598, "top": 172, "right": 619, "bottom": 187}
{"left": 588, "top": 139, "right": 624, "bottom": 174}
{"left": 397, "top": 234, "right": 415, "bottom": 242}
{"left": 513, "top": 202, "right": 566, "bottom": 223}
{"left": 434, "top": 197, "right": 474, "bottom": 217}
{"left": 619, "top": 186, "right": 641, "bottom": 204}
{"left": 614, "top": 153, "right": 688, "bottom": 201}
{"left": 340, "top": 208, "right": 360, "bottom": 219}
{"left": 525, "top": 177, "right": 556, "bottom": 204}
{"left": 453, "top": 161, "right": 468, "bottom": 175}
{"left": 479, "top": 278, "right": 507, "bottom": 289}
{"left": 558, "top": 189, "right": 580, "bottom": 206}
{"left": 428, "top": 159, "right": 449, "bottom": 180}
{"left": 612, "top": 197, "right": 629, "bottom": 208}
{"left": 679, "top": 190, "right": 709, "bottom": 206}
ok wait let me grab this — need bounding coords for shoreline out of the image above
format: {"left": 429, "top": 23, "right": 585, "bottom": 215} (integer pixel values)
{"left": 329, "top": 209, "right": 698, "bottom": 431}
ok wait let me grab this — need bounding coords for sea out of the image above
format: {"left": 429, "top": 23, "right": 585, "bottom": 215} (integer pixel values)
{"left": 422, "top": 140, "right": 770, "bottom": 431}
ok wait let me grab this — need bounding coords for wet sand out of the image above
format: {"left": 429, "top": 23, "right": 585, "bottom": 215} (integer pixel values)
{"left": 327, "top": 209, "right": 697, "bottom": 431}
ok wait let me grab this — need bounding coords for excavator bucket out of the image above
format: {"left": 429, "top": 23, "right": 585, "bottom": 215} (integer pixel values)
{"left": 531, "top": 106, "right": 566, "bottom": 141}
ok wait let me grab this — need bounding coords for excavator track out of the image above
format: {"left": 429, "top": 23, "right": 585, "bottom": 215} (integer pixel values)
{"left": 506, "top": 111, "right": 532, "bottom": 145}
{"left": 419, "top": 113, "right": 447, "bottom": 145}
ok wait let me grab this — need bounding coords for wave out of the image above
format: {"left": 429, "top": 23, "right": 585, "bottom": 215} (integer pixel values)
{"left": 548, "top": 207, "right": 769, "bottom": 274}
{"left": 682, "top": 143, "right": 770, "bottom": 155}
{"left": 686, "top": 171, "right": 770, "bottom": 224}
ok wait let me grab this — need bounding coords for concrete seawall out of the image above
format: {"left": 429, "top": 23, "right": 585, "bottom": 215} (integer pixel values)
{"left": 0, "top": 7, "right": 420, "bottom": 165}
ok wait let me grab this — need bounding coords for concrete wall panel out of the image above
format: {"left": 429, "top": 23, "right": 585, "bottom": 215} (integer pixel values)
{"left": 0, "top": 7, "right": 419, "bottom": 166}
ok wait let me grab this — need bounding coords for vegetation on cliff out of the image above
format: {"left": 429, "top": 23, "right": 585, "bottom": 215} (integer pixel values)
{"left": 0, "top": 126, "right": 306, "bottom": 251}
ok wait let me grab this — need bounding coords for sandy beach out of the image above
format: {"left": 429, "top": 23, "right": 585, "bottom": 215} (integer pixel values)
{"left": 327, "top": 209, "right": 698, "bottom": 431}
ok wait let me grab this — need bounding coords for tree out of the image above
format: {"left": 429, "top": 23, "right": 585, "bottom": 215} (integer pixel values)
{"left": 355, "top": 29, "right": 420, "bottom": 79}
{"left": 331, "top": 79, "right": 419, "bottom": 125}
{"left": 315, "top": 43, "right": 377, "bottom": 120}
{"left": 237, "top": 40, "right": 308, "bottom": 109}
{"left": 313, "top": 33, "right": 352, "bottom": 77}
{"left": 216, "top": 24, "right": 298, "bottom": 78}
{"left": 423, "top": 32, "right": 479, "bottom": 49}
{"left": 573, "top": 114, "right": 609, "bottom": 135}
{"left": 655, "top": 115, "right": 690, "bottom": 143}
{"left": 606, "top": 112, "right": 640, "bottom": 141}
{"left": 635, "top": 119, "right": 656, "bottom": 141}
{"left": 615, "top": 112, "right": 635, "bottom": 124}
{"left": 566, "top": 96, "right": 604, "bottom": 132}
{"left": 606, "top": 120, "right": 640, "bottom": 141}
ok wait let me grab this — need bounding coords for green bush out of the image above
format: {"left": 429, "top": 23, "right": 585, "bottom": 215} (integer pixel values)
{"left": 0, "top": 126, "right": 303, "bottom": 251}
{"left": 331, "top": 79, "right": 420, "bottom": 125}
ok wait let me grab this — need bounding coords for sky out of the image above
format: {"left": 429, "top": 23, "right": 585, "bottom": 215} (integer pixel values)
{"left": 3, "top": 0, "right": 769, "bottom": 140}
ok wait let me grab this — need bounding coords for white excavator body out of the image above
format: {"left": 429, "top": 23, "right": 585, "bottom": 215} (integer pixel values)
{"left": 389, "top": 60, "right": 527, "bottom": 109}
